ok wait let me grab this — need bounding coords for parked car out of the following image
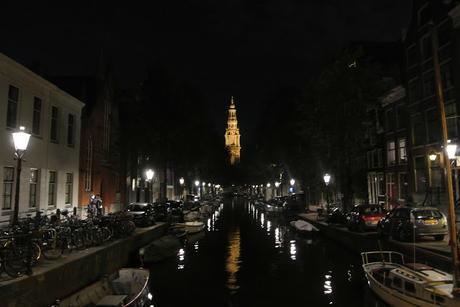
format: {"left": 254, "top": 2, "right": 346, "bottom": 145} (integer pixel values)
{"left": 124, "top": 202, "right": 156, "bottom": 227}
{"left": 377, "top": 206, "right": 447, "bottom": 241}
{"left": 347, "top": 204, "right": 386, "bottom": 231}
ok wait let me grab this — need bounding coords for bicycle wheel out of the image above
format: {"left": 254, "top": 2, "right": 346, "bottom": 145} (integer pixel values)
{"left": 3, "top": 242, "right": 28, "bottom": 277}
{"left": 41, "top": 240, "right": 62, "bottom": 260}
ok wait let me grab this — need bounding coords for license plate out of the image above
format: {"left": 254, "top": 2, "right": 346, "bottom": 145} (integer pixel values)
{"left": 424, "top": 219, "right": 438, "bottom": 225}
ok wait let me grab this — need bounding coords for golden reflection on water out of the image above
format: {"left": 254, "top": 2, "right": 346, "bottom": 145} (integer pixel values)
{"left": 226, "top": 228, "right": 241, "bottom": 293}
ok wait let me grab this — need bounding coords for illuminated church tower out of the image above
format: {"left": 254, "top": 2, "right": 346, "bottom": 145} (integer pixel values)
{"left": 225, "top": 96, "right": 241, "bottom": 165}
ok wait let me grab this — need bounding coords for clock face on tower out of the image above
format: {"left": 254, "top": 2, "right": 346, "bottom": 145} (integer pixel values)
{"left": 225, "top": 96, "right": 241, "bottom": 165}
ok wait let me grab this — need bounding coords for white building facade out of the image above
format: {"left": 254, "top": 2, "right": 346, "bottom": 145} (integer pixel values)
{"left": 0, "top": 53, "right": 84, "bottom": 224}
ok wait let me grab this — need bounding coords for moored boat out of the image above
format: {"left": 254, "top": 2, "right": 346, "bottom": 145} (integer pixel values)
{"left": 56, "top": 268, "right": 151, "bottom": 307}
{"left": 140, "top": 234, "right": 182, "bottom": 263}
{"left": 361, "top": 251, "right": 459, "bottom": 306}
{"left": 290, "top": 219, "right": 319, "bottom": 233}
{"left": 174, "top": 221, "right": 205, "bottom": 234}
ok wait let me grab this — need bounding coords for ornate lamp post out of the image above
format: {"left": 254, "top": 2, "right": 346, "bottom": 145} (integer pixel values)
{"left": 275, "top": 181, "right": 280, "bottom": 197}
{"left": 179, "top": 177, "right": 185, "bottom": 200}
{"left": 12, "top": 126, "right": 31, "bottom": 225}
{"left": 145, "top": 169, "right": 154, "bottom": 202}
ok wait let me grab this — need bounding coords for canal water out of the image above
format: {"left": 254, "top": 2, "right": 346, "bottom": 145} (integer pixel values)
{"left": 147, "top": 198, "right": 385, "bottom": 307}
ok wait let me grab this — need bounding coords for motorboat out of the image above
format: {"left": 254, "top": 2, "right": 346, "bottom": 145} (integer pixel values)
{"left": 140, "top": 234, "right": 182, "bottom": 263}
{"left": 361, "top": 251, "right": 460, "bottom": 306}
{"left": 56, "top": 268, "right": 151, "bottom": 307}
{"left": 290, "top": 219, "right": 319, "bottom": 233}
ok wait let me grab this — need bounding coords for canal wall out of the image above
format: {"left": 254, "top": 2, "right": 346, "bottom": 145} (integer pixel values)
{"left": 0, "top": 223, "right": 168, "bottom": 307}
{"left": 298, "top": 214, "right": 453, "bottom": 272}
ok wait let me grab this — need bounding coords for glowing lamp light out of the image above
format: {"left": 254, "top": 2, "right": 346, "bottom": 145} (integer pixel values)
{"left": 195, "top": 180, "right": 200, "bottom": 187}
{"left": 202, "top": 182, "right": 206, "bottom": 187}
{"left": 290, "top": 179, "right": 295, "bottom": 186}
{"left": 208, "top": 183, "right": 211, "bottom": 187}
{"left": 179, "top": 177, "right": 185, "bottom": 185}
{"left": 323, "top": 173, "right": 331, "bottom": 186}
{"left": 12, "top": 126, "right": 31, "bottom": 152}
{"left": 145, "top": 169, "right": 154, "bottom": 181}
{"left": 446, "top": 141, "right": 457, "bottom": 160}
{"left": 275, "top": 181, "right": 280, "bottom": 188}
{"left": 429, "top": 152, "right": 437, "bottom": 161}
{"left": 266, "top": 183, "right": 271, "bottom": 188}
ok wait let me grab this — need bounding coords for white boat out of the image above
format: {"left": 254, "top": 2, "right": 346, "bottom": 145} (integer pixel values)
{"left": 290, "top": 219, "right": 319, "bottom": 233}
{"left": 57, "top": 268, "right": 152, "bottom": 307}
{"left": 361, "top": 251, "right": 460, "bottom": 306}
{"left": 174, "top": 221, "right": 205, "bottom": 234}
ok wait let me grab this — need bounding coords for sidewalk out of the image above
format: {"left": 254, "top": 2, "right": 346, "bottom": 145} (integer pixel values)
{"left": 0, "top": 222, "right": 167, "bottom": 307}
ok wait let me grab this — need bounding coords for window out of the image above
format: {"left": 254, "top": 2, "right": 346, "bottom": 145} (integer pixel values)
{"left": 423, "top": 72, "right": 435, "bottom": 97}
{"left": 412, "top": 114, "right": 425, "bottom": 145}
{"left": 398, "top": 138, "right": 407, "bottom": 164}
{"left": 378, "top": 173, "right": 385, "bottom": 197}
{"left": 65, "top": 173, "right": 73, "bottom": 205}
{"left": 408, "top": 79, "right": 421, "bottom": 103}
{"left": 29, "top": 169, "right": 39, "bottom": 208}
{"left": 441, "top": 65, "right": 453, "bottom": 89}
{"left": 414, "top": 156, "right": 427, "bottom": 193}
{"left": 6, "top": 85, "right": 19, "bottom": 128}
{"left": 396, "top": 105, "right": 407, "bottom": 130}
{"left": 421, "top": 35, "right": 432, "bottom": 60}
{"left": 2, "top": 167, "right": 14, "bottom": 210}
{"left": 426, "top": 109, "right": 440, "bottom": 143}
{"left": 406, "top": 45, "right": 417, "bottom": 67}
{"left": 48, "top": 171, "right": 57, "bottom": 207}
{"left": 405, "top": 282, "right": 416, "bottom": 293}
{"left": 399, "top": 173, "right": 408, "bottom": 201}
{"left": 32, "top": 97, "right": 42, "bottom": 135}
{"left": 393, "top": 277, "right": 402, "bottom": 288}
{"left": 50, "top": 106, "right": 59, "bottom": 143}
{"left": 387, "top": 141, "right": 396, "bottom": 166}
{"left": 367, "top": 151, "right": 372, "bottom": 169}
{"left": 386, "top": 173, "right": 397, "bottom": 199}
{"left": 418, "top": 4, "right": 429, "bottom": 26}
{"left": 385, "top": 109, "right": 395, "bottom": 132}
{"left": 438, "top": 20, "right": 451, "bottom": 47}
{"left": 386, "top": 173, "right": 396, "bottom": 200}
{"left": 446, "top": 104, "right": 458, "bottom": 138}
{"left": 67, "top": 114, "right": 75, "bottom": 146}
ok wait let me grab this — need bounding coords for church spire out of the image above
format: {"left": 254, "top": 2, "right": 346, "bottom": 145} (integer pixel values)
{"left": 225, "top": 96, "right": 241, "bottom": 165}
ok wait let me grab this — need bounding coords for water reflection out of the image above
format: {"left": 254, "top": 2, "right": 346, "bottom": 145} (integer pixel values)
{"left": 226, "top": 228, "right": 241, "bottom": 293}
{"left": 289, "top": 240, "right": 297, "bottom": 260}
{"left": 177, "top": 248, "right": 185, "bottom": 270}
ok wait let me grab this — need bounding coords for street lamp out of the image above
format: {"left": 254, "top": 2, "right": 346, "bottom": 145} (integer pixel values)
{"left": 290, "top": 179, "right": 295, "bottom": 186}
{"left": 145, "top": 169, "right": 154, "bottom": 202}
{"left": 12, "top": 126, "right": 31, "bottom": 225}
{"left": 429, "top": 152, "right": 438, "bottom": 161}
{"left": 323, "top": 173, "right": 331, "bottom": 214}
{"left": 179, "top": 177, "right": 185, "bottom": 200}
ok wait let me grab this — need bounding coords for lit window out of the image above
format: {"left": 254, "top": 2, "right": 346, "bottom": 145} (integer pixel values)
{"left": 2, "top": 167, "right": 14, "bottom": 210}
{"left": 398, "top": 138, "right": 407, "bottom": 164}
{"left": 387, "top": 141, "right": 396, "bottom": 166}
{"left": 29, "top": 169, "right": 39, "bottom": 208}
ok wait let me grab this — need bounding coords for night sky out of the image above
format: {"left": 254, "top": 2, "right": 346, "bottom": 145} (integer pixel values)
{"left": 1, "top": 1, "right": 411, "bottom": 141}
